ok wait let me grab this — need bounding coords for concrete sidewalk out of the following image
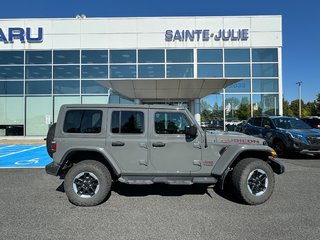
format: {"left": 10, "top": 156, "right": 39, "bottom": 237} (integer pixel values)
{"left": 0, "top": 137, "right": 45, "bottom": 145}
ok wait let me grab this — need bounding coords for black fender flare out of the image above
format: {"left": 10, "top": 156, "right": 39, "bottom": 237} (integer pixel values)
{"left": 211, "top": 144, "right": 280, "bottom": 189}
{"left": 58, "top": 147, "right": 121, "bottom": 176}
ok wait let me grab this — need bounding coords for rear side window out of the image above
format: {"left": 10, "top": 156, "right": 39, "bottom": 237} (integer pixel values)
{"left": 111, "top": 111, "right": 144, "bottom": 134}
{"left": 63, "top": 110, "right": 102, "bottom": 133}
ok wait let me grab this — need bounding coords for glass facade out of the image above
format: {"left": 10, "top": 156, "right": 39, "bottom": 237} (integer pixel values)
{"left": 0, "top": 48, "right": 280, "bottom": 135}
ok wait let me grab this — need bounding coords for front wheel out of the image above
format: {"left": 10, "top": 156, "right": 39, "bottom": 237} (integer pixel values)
{"left": 273, "top": 140, "right": 287, "bottom": 158}
{"left": 231, "top": 158, "right": 275, "bottom": 205}
{"left": 64, "top": 160, "right": 112, "bottom": 206}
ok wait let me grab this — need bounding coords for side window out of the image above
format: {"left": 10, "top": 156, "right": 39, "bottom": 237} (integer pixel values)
{"left": 111, "top": 111, "right": 144, "bottom": 134}
{"left": 63, "top": 110, "right": 102, "bottom": 133}
{"left": 155, "top": 112, "right": 191, "bottom": 134}
{"left": 253, "top": 117, "right": 262, "bottom": 127}
{"left": 262, "top": 118, "right": 273, "bottom": 128}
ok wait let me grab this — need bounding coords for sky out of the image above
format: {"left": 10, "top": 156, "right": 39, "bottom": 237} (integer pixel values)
{"left": 1, "top": 0, "right": 320, "bottom": 103}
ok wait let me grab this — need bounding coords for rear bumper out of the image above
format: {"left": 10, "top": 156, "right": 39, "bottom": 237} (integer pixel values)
{"left": 268, "top": 158, "right": 285, "bottom": 175}
{"left": 45, "top": 162, "right": 61, "bottom": 176}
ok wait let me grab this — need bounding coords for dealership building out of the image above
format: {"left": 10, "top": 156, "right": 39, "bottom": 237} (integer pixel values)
{"left": 0, "top": 15, "right": 282, "bottom": 136}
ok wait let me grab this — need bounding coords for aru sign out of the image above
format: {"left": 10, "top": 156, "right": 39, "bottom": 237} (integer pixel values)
{"left": 0, "top": 27, "right": 43, "bottom": 43}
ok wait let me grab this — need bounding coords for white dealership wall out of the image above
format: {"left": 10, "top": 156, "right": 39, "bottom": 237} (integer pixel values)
{"left": 0, "top": 15, "right": 282, "bottom": 49}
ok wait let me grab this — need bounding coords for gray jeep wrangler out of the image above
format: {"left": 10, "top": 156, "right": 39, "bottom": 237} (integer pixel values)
{"left": 45, "top": 104, "right": 284, "bottom": 206}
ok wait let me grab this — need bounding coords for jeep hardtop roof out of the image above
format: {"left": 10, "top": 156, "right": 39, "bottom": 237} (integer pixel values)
{"left": 61, "top": 104, "right": 186, "bottom": 110}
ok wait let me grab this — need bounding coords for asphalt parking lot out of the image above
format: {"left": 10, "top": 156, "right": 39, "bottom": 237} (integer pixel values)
{"left": 0, "top": 150, "right": 319, "bottom": 240}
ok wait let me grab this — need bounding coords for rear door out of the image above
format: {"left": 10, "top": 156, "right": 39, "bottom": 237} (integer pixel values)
{"left": 148, "top": 110, "right": 202, "bottom": 174}
{"left": 105, "top": 109, "right": 149, "bottom": 173}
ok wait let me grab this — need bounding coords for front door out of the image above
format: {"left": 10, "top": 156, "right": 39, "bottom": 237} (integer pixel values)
{"left": 148, "top": 110, "right": 202, "bottom": 174}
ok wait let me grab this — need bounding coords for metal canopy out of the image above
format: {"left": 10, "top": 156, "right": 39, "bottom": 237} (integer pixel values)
{"left": 99, "top": 78, "right": 240, "bottom": 100}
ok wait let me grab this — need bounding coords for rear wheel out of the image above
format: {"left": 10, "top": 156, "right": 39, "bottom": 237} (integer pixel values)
{"left": 231, "top": 158, "right": 275, "bottom": 205}
{"left": 64, "top": 160, "right": 112, "bottom": 206}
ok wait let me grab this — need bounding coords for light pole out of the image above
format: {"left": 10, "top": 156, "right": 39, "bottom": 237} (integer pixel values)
{"left": 296, "top": 81, "right": 302, "bottom": 118}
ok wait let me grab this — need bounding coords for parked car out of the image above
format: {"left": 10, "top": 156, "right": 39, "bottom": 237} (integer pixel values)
{"left": 302, "top": 116, "right": 320, "bottom": 129}
{"left": 243, "top": 116, "right": 320, "bottom": 157}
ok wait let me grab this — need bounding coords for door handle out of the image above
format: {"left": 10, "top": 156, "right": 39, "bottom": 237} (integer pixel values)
{"left": 152, "top": 142, "right": 166, "bottom": 147}
{"left": 112, "top": 141, "right": 125, "bottom": 146}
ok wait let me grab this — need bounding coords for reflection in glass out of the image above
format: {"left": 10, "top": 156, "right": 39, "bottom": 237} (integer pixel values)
{"left": 166, "top": 64, "right": 193, "bottom": 78}
{"left": 225, "top": 79, "right": 250, "bottom": 93}
{"left": 224, "top": 49, "right": 250, "bottom": 62}
{"left": 252, "top": 79, "right": 278, "bottom": 92}
{"left": 81, "top": 65, "right": 108, "bottom": 79}
{"left": 166, "top": 49, "right": 193, "bottom": 63}
{"left": 110, "top": 50, "right": 136, "bottom": 63}
{"left": 110, "top": 65, "right": 136, "bottom": 78}
{"left": 252, "top": 64, "right": 278, "bottom": 77}
{"left": 138, "top": 50, "right": 164, "bottom": 63}
{"left": 54, "top": 96, "right": 81, "bottom": 122}
{"left": 0, "top": 81, "right": 24, "bottom": 95}
{"left": 54, "top": 81, "right": 80, "bottom": 94}
{"left": 0, "top": 51, "right": 24, "bottom": 65}
{"left": 26, "top": 81, "right": 52, "bottom": 94}
{"left": 252, "top": 49, "right": 278, "bottom": 62}
{"left": 201, "top": 94, "right": 224, "bottom": 130}
{"left": 53, "top": 50, "right": 80, "bottom": 64}
{"left": 82, "top": 96, "right": 109, "bottom": 104}
{"left": 225, "top": 64, "right": 250, "bottom": 77}
{"left": 0, "top": 97, "right": 24, "bottom": 124}
{"left": 81, "top": 80, "right": 108, "bottom": 94}
{"left": 26, "top": 51, "right": 52, "bottom": 64}
{"left": 253, "top": 94, "right": 278, "bottom": 116}
{"left": 197, "top": 49, "right": 223, "bottom": 63}
{"left": 0, "top": 66, "right": 24, "bottom": 80}
{"left": 138, "top": 65, "right": 165, "bottom": 78}
{"left": 26, "top": 66, "right": 52, "bottom": 79}
{"left": 225, "top": 94, "right": 250, "bottom": 124}
{"left": 26, "top": 97, "right": 53, "bottom": 135}
{"left": 81, "top": 50, "right": 108, "bottom": 64}
{"left": 197, "top": 64, "right": 223, "bottom": 77}
{"left": 53, "top": 65, "right": 80, "bottom": 79}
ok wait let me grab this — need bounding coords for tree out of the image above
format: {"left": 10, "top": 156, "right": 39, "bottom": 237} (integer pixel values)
{"left": 236, "top": 103, "right": 250, "bottom": 120}
{"left": 200, "top": 100, "right": 212, "bottom": 112}
{"left": 315, "top": 93, "right": 320, "bottom": 115}
{"left": 283, "top": 98, "right": 293, "bottom": 116}
{"left": 290, "top": 99, "right": 310, "bottom": 118}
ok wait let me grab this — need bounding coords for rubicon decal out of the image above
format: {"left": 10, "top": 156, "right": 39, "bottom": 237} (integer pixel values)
{"left": 0, "top": 27, "right": 43, "bottom": 43}
{"left": 165, "top": 29, "right": 249, "bottom": 42}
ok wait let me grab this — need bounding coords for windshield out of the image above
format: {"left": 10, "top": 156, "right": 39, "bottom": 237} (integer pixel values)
{"left": 272, "top": 117, "right": 311, "bottom": 129}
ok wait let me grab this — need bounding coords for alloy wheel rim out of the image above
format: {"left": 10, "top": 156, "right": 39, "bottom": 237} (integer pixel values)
{"left": 73, "top": 172, "right": 100, "bottom": 198}
{"left": 247, "top": 169, "right": 268, "bottom": 197}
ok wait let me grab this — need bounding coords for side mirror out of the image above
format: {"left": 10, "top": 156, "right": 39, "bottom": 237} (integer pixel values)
{"left": 264, "top": 125, "right": 271, "bottom": 129}
{"left": 185, "top": 125, "right": 197, "bottom": 138}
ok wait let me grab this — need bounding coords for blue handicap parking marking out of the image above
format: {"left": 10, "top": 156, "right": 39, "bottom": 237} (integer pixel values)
{"left": 0, "top": 144, "right": 52, "bottom": 168}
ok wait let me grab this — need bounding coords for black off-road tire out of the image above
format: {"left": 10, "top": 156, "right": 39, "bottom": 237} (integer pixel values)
{"left": 64, "top": 160, "right": 112, "bottom": 206}
{"left": 46, "top": 123, "right": 56, "bottom": 158}
{"left": 231, "top": 158, "right": 275, "bottom": 205}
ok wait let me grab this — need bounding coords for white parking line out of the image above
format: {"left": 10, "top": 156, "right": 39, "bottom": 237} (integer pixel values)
{"left": 0, "top": 145, "right": 45, "bottom": 158}
{"left": 0, "top": 145, "right": 16, "bottom": 150}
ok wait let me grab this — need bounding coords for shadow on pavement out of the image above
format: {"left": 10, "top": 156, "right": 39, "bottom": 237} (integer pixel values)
{"left": 111, "top": 182, "right": 211, "bottom": 197}
{"left": 284, "top": 153, "right": 320, "bottom": 160}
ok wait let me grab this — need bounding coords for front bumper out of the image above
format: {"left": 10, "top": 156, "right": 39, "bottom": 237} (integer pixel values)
{"left": 268, "top": 158, "right": 285, "bottom": 175}
{"left": 289, "top": 139, "right": 320, "bottom": 155}
{"left": 45, "top": 162, "right": 61, "bottom": 176}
